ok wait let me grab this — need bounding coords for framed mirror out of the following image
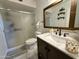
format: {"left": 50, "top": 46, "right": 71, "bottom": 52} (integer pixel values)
{"left": 43, "top": 0, "right": 79, "bottom": 30}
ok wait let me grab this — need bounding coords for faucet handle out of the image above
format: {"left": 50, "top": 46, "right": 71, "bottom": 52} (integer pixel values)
{"left": 64, "top": 33, "right": 69, "bottom": 37}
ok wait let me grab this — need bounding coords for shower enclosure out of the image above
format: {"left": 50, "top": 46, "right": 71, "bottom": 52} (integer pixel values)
{"left": 0, "top": 8, "right": 36, "bottom": 49}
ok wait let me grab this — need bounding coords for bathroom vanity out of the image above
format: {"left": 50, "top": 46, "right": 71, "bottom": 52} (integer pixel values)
{"left": 39, "top": 0, "right": 79, "bottom": 58}
{"left": 37, "top": 33, "right": 79, "bottom": 59}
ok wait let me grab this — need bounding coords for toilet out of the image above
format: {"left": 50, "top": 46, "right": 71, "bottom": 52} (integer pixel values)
{"left": 25, "top": 38, "right": 37, "bottom": 49}
{"left": 25, "top": 32, "right": 41, "bottom": 59}
{"left": 25, "top": 38, "right": 38, "bottom": 59}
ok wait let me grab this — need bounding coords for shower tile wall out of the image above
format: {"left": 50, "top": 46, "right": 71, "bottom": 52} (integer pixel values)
{"left": 2, "top": 11, "right": 36, "bottom": 48}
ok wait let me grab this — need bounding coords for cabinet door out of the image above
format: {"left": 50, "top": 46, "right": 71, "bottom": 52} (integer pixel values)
{"left": 37, "top": 37, "right": 48, "bottom": 59}
{"left": 47, "top": 44, "right": 73, "bottom": 59}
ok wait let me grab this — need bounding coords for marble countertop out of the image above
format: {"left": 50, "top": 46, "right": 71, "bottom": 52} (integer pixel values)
{"left": 37, "top": 33, "right": 79, "bottom": 59}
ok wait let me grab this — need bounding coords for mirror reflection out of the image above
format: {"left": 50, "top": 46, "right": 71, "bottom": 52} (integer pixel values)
{"left": 44, "top": 0, "right": 71, "bottom": 28}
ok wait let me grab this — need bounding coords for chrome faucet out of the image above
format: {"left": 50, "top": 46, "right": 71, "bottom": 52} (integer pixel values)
{"left": 55, "top": 28, "right": 62, "bottom": 36}
{"left": 63, "top": 33, "right": 69, "bottom": 37}
{"left": 55, "top": 29, "right": 69, "bottom": 37}
{"left": 59, "top": 29, "right": 61, "bottom": 36}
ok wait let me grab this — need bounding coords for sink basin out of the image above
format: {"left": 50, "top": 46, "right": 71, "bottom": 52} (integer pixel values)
{"left": 50, "top": 32, "right": 69, "bottom": 44}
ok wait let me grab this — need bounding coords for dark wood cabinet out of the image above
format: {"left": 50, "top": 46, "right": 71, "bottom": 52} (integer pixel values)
{"left": 37, "top": 37, "right": 73, "bottom": 59}
{"left": 37, "top": 37, "right": 48, "bottom": 59}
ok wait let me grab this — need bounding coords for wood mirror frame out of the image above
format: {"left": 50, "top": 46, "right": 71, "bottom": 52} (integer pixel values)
{"left": 43, "top": 0, "right": 79, "bottom": 30}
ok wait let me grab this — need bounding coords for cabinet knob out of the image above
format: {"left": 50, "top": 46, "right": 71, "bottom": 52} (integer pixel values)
{"left": 45, "top": 46, "right": 50, "bottom": 52}
{"left": 38, "top": 53, "right": 44, "bottom": 59}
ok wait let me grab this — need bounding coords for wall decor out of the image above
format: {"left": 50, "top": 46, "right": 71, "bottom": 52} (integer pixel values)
{"left": 59, "top": 7, "right": 65, "bottom": 11}
{"left": 57, "top": 12, "right": 65, "bottom": 16}
{"left": 57, "top": 17, "right": 65, "bottom": 20}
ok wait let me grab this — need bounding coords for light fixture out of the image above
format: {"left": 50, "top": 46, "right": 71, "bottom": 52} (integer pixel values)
{"left": 18, "top": 0, "right": 23, "bottom": 2}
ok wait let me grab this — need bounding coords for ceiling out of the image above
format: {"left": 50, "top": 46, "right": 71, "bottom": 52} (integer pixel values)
{"left": 0, "top": 0, "right": 36, "bottom": 12}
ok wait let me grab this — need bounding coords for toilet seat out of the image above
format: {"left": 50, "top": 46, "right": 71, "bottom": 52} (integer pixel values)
{"left": 25, "top": 38, "right": 37, "bottom": 49}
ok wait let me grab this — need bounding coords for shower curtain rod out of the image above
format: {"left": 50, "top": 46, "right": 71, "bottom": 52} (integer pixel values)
{"left": 0, "top": 8, "right": 32, "bottom": 14}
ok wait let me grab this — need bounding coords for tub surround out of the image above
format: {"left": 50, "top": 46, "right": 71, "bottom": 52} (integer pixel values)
{"left": 37, "top": 33, "right": 79, "bottom": 59}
